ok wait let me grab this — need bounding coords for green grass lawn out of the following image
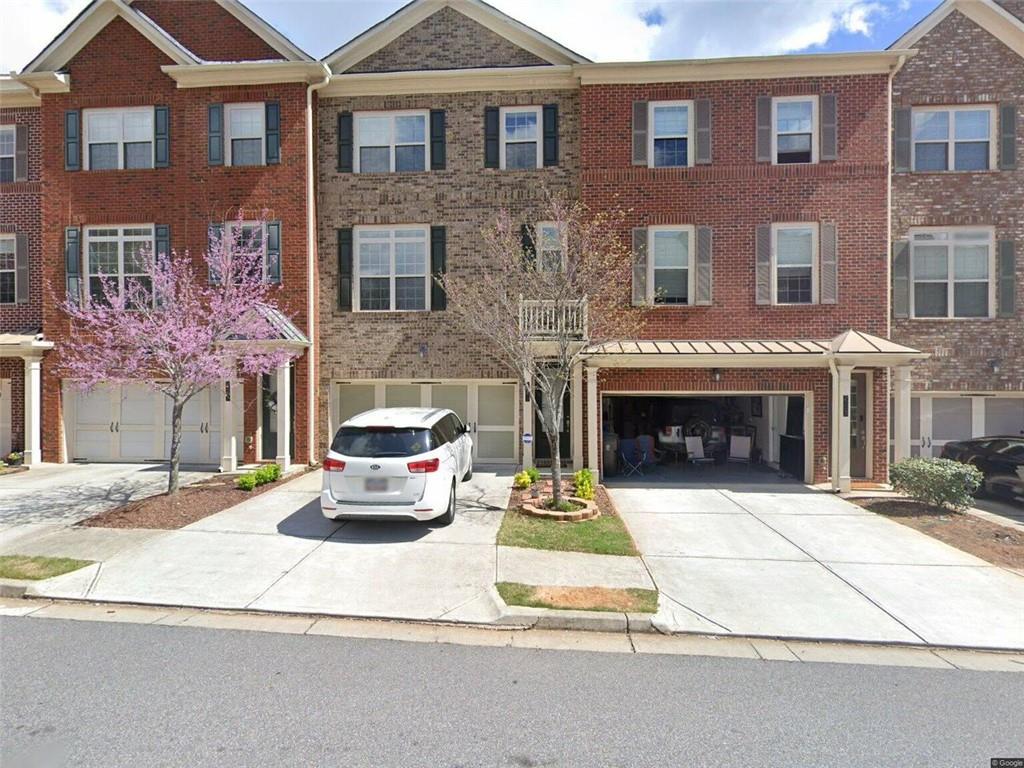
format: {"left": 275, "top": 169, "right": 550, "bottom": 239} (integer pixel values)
{"left": 0, "top": 555, "right": 94, "bottom": 581}
{"left": 496, "top": 582, "right": 658, "bottom": 613}
{"left": 497, "top": 509, "right": 638, "bottom": 556}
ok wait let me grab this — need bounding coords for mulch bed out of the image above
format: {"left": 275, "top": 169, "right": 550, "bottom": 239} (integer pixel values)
{"left": 849, "top": 497, "right": 1023, "bottom": 570}
{"left": 511, "top": 478, "right": 616, "bottom": 519}
{"left": 80, "top": 471, "right": 300, "bottom": 530}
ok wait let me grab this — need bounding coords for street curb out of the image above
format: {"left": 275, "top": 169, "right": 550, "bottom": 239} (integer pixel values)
{"left": 494, "top": 605, "right": 655, "bottom": 633}
{"left": 0, "top": 580, "right": 29, "bottom": 598}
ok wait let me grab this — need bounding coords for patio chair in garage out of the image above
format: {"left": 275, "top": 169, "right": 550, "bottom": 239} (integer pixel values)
{"left": 619, "top": 438, "right": 647, "bottom": 477}
{"left": 685, "top": 436, "right": 715, "bottom": 469}
{"left": 728, "top": 435, "right": 752, "bottom": 465}
{"left": 636, "top": 434, "right": 664, "bottom": 468}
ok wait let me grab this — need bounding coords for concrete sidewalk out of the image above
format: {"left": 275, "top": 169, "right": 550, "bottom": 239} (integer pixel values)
{"left": 31, "top": 468, "right": 514, "bottom": 624}
{"left": 497, "top": 546, "right": 654, "bottom": 590}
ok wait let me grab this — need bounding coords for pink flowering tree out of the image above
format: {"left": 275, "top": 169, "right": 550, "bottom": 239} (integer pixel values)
{"left": 60, "top": 216, "right": 296, "bottom": 494}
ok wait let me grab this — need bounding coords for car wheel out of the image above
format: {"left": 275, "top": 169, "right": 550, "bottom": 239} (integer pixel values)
{"left": 463, "top": 464, "right": 473, "bottom": 482}
{"left": 437, "top": 481, "right": 456, "bottom": 526}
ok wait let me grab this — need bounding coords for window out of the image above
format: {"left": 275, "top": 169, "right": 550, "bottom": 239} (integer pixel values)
{"left": 910, "top": 228, "right": 993, "bottom": 318}
{"left": 85, "top": 226, "right": 153, "bottom": 306}
{"left": 0, "top": 235, "right": 14, "bottom": 304}
{"left": 84, "top": 108, "right": 153, "bottom": 170}
{"left": 772, "top": 224, "right": 817, "bottom": 304}
{"left": 912, "top": 106, "right": 995, "bottom": 172}
{"left": 354, "top": 111, "right": 428, "bottom": 173}
{"left": 773, "top": 96, "right": 817, "bottom": 164}
{"left": 0, "top": 126, "right": 14, "bottom": 183}
{"left": 500, "top": 106, "right": 541, "bottom": 170}
{"left": 354, "top": 227, "right": 429, "bottom": 312}
{"left": 226, "top": 103, "right": 264, "bottom": 167}
{"left": 649, "top": 226, "right": 692, "bottom": 305}
{"left": 223, "top": 220, "right": 268, "bottom": 281}
{"left": 649, "top": 101, "right": 691, "bottom": 167}
{"left": 536, "top": 222, "right": 564, "bottom": 272}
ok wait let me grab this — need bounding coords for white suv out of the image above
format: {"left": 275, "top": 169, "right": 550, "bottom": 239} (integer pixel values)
{"left": 320, "top": 408, "right": 473, "bottom": 525}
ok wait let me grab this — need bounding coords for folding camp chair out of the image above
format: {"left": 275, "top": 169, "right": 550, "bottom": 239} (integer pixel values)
{"left": 685, "top": 436, "right": 715, "bottom": 469}
{"left": 728, "top": 435, "right": 752, "bottom": 465}
{"left": 636, "top": 434, "right": 664, "bottom": 468}
{"left": 619, "top": 438, "right": 646, "bottom": 477}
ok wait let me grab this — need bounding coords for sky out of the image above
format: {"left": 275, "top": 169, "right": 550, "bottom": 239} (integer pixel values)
{"left": 1, "top": 0, "right": 939, "bottom": 73}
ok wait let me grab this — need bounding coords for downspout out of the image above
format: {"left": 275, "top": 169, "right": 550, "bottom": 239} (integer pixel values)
{"left": 305, "top": 63, "right": 331, "bottom": 465}
{"left": 885, "top": 54, "right": 907, "bottom": 483}
{"left": 828, "top": 357, "right": 839, "bottom": 493}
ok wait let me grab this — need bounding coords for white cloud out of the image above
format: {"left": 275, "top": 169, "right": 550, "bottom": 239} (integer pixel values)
{"left": 1, "top": 0, "right": 90, "bottom": 73}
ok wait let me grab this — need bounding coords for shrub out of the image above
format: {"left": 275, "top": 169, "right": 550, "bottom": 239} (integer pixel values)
{"left": 525, "top": 466, "right": 541, "bottom": 484}
{"left": 513, "top": 471, "right": 532, "bottom": 490}
{"left": 573, "top": 468, "right": 595, "bottom": 500}
{"left": 889, "top": 458, "right": 982, "bottom": 512}
{"left": 236, "top": 473, "right": 257, "bottom": 491}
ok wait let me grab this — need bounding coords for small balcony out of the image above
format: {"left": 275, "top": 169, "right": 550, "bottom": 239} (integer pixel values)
{"left": 520, "top": 299, "right": 588, "bottom": 341}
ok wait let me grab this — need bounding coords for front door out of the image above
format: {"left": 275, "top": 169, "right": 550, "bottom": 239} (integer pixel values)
{"left": 534, "top": 383, "right": 570, "bottom": 466}
{"left": 850, "top": 372, "right": 867, "bottom": 478}
{"left": 261, "top": 368, "right": 294, "bottom": 460}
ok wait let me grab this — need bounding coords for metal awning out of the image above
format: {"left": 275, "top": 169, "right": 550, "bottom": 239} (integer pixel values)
{"left": 584, "top": 329, "right": 926, "bottom": 368}
{"left": 221, "top": 307, "right": 310, "bottom": 349}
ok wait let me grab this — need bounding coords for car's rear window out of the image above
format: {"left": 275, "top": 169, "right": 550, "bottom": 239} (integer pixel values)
{"left": 331, "top": 427, "right": 435, "bottom": 458}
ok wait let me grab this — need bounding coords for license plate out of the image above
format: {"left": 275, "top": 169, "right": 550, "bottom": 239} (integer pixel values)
{"left": 365, "top": 477, "right": 388, "bottom": 492}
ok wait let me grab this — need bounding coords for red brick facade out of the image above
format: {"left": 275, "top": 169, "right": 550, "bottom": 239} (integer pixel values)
{"left": 36, "top": 12, "right": 314, "bottom": 464}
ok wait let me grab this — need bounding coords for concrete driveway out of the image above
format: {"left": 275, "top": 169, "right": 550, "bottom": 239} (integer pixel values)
{"left": 0, "top": 463, "right": 215, "bottom": 526}
{"left": 608, "top": 476, "right": 1024, "bottom": 650}
{"left": 33, "top": 468, "right": 514, "bottom": 624}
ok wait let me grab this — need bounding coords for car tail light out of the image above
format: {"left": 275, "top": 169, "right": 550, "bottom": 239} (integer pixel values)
{"left": 407, "top": 458, "right": 440, "bottom": 473}
{"left": 323, "top": 457, "right": 346, "bottom": 472}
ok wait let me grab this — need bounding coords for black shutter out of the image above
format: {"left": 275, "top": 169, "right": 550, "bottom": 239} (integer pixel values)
{"left": 892, "top": 241, "right": 910, "bottom": 319}
{"left": 208, "top": 104, "right": 223, "bottom": 166}
{"left": 542, "top": 104, "right": 558, "bottom": 167}
{"left": 484, "top": 107, "right": 499, "bottom": 168}
{"left": 337, "top": 111, "right": 353, "bottom": 173}
{"left": 430, "top": 225, "right": 447, "bottom": 310}
{"left": 208, "top": 223, "right": 224, "bottom": 284}
{"left": 997, "top": 240, "right": 1016, "bottom": 318}
{"left": 65, "top": 226, "right": 81, "bottom": 304}
{"left": 521, "top": 223, "right": 535, "bottom": 269}
{"left": 893, "top": 107, "right": 911, "bottom": 173}
{"left": 154, "top": 106, "right": 170, "bottom": 168}
{"left": 14, "top": 233, "right": 28, "bottom": 304}
{"left": 429, "top": 109, "right": 446, "bottom": 170}
{"left": 265, "top": 101, "right": 280, "bottom": 165}
{"left": 1000, "top": 103, "right": 1017, "bottom": 171}
{"left": 338, "top": 227, "right": 353, "bottom": 311}
{"left": 154, "top": 225, "right": 170, "bottom": 260}
{"left": 266, "top": 221, "right": 281, "bottom": 283}
{"left": 64, "top": 110, "right": 80, "bottom": 171}
{"left": 14, "top": 124, "right": 28, "bottom": 181}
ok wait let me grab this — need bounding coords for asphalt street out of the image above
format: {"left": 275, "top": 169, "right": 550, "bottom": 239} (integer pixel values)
{"left": 1, "top": 617, "right": 1021, "bottom": 768}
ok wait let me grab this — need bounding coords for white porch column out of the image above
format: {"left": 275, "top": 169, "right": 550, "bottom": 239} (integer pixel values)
{"left": 219, "top": 380, "right": 237, "bottom": 473}
{"left": 22, "top": 356, "right": 42, "bottom": 466}
{"left": 571, "top": 362, "right": 584, "bottom": 471}
{"left": 586, "top": 366, "right": 599, "bottom": 479}
{"left": 832, "top": 364, "right": 853, "bottom": 492}
{"left": 522, "top": 370, "right": 534, "bottom": 469}
{"left": 893, "top": 365, "right": 912, "bottom": 463}
{"left": 275, "top": 363, "right": 291, "bottom": 471}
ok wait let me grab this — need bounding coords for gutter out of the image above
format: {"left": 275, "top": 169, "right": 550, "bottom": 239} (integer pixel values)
{"left": 305, "top": 63, "right": 331, "bottom": 466}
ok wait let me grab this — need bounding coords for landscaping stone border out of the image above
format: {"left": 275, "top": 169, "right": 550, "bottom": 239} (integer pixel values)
{"left": 519, "top": 496, "right": 599, "bottom": 522}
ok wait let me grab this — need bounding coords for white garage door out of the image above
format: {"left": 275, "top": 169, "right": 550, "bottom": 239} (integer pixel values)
{"left": 334, "top": 380, "right": 518, "bottom": 463}
{"left": 67, "top": 382, "right": 242, "bottom": 464}
{"left": 0, "top": 379, "right": 11, "bottom": 457}
{"left": 894, "top": 394, "right": 1024, "bottom": 457}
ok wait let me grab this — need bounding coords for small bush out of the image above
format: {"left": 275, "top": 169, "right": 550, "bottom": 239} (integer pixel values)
{"left": 525, "top": 466, "right": 541, "bottom": 484}
{"left": 573, "top": 468, "right": 595, "bottom": 500}
{"left": 513, "top": 471, "right": 532, "bottom": 490}
{"left": 542, "top": 498, "right": 585, "bottom": 513}
{"left": 889, "top": 457, "right": 982, "bottom": 512}
{"left": 236, "top": 473, "right": 257, "bottom": 491}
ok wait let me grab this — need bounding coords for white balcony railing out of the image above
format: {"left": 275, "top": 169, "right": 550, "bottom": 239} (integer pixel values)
{"left": 520, "top": 299, "right": 588, "bottom": 340}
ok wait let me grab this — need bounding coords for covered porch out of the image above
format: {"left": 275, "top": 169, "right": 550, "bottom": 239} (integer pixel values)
{"left": 0, "top": 331, "right": 54, "bottom": 466}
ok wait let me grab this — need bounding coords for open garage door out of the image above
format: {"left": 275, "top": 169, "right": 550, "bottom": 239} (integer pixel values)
{"left": 601, "top": 393, "right": 807, "bottom": 481}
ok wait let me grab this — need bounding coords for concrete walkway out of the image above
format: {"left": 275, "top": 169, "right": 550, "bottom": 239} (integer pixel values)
{"left": 608, "top": 479, "right": 1024, "bottom": 650}
{"left": 496, "top": 546, "right": 654, "bottom": 590}
{"left": 32, "top": 468, "right": 514, "bottom": 624}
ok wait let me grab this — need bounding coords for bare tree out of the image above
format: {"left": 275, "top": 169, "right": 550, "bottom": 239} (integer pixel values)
{"left": 440, "top": 193, "right": 641, "bottom": 506}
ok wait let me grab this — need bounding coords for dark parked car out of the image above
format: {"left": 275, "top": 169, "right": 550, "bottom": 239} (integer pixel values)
{"left": 940, "top": 437, "right": 1024, "bottom": 505}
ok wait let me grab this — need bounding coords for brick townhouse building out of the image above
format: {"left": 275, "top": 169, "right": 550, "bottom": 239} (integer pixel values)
{"left": 887, "top": 0, "right": 1024, "bottom": 461}
{"left": 1, "top": 0, "right": 327, "bottom": 470}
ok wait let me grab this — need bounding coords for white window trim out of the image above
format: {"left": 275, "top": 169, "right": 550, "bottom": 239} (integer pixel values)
{"left": 771, "top": 222, "right": 819, "bottom": 305}
{"left": 353, "top": 225, "right": 431, "bottom": 313}
{"left": 224, "top": 102, "right": 265, "bottom": 167}
{"left": 82, "top": 107, "right": 154, "bottom": 171}
{"left": 647, "top": 225, "right": 695, "bottom": 306}
{"left": 223, "top": 220, "right": 270, "bottom": 280}
{"left": 353, "top": 110, "right": 430, "bottom": 174}
{"left": 84, "top": 224, "right": 155, "bottom": 301}
{"left": 908, "top": 226, "right": 996, "bottom": 320}
{"left": 910, "top": 104, "right": 997, "bottom": 173}
{"left": 647, "top": 100, "right": 693, "bottom": 168}
{"left": 535, "top": 221, "right": 566, "bottom": 272}
{"left": 499, "top": 105, "right": 542, "bottom": 171}
{"left": 771, "top": 95, "right": 818, "bottom": 166}
{"left": 0, "top": 234, "right": 15, "bottom": 305}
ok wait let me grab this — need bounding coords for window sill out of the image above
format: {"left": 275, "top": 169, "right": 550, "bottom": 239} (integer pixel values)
{"left": 766, "top": 302, "right": 822, "bottom": 308}
{"left": 78, "top": 167, "right": 164, "bottom": 173}
{"left": 903, "top": 316, "right": 999, "bottom": 322}
{"left": 900, "top": 169, "right": 1000, "bottom": 176}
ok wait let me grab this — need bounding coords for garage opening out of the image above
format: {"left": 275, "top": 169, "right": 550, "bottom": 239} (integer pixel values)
{"left": 601, "top": 394, "right": 806, "bottom": 481}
